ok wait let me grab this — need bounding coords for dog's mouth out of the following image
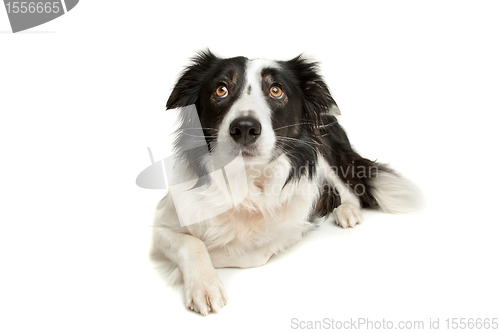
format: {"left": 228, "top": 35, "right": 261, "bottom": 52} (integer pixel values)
{"left": 214, "top": 141, "right": 261, "bottom": 159}
{"left": 240, "top": 145, "right": 260, "bottom": 157}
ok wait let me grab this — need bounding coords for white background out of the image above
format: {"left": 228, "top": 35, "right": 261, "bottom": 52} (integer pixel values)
{"left": 1, "top": 1, "right": 499, "bottom": 332}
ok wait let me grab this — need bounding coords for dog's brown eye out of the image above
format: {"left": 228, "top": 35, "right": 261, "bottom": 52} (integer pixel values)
{"left": 269, "top": 86, "right": 283, "bottom": 99}
{"left": 215, "top": 85, "right": 228, "bottom": 98}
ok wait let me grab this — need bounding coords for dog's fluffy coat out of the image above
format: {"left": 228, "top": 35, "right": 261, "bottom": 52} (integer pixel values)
{"left": 150, "top": 50, "right": 422, "bottom": 315}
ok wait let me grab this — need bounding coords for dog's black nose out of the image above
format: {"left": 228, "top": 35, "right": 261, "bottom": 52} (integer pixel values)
{"left": 229, "top": 117, "right": 262, "bottom": 145}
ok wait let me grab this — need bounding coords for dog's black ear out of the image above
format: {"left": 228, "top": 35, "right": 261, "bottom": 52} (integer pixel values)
{"left": 282, "top": 55, "right": 340, "bottom": 119}
{"left": 166, "top": 50, "right": 220, "bottom": 109}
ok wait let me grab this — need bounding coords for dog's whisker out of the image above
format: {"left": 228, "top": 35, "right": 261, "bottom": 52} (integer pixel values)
{"left": 273, "top": 121, "right": 337, "bottom": 132}
{"left": 275, "top": 136, "right": 317, "bottom": 150}
{"left": 178, "top": 127, "right": 220, "bottom": 133}
{"left": 273, "top": 122, "right": 316, "bottom": 132}
{"left": 177, "top": 132, "right": 219, "bottom": 138}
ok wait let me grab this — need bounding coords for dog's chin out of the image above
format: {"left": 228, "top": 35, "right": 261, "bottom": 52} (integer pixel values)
{"left": 240, "top": 148, "right": 259, "bottom": 157}
{"left": 241, "top": 153, "right": 270, "bottom": 165}
{"left": 241, "top": 149, "right": 276, "bottom": 166}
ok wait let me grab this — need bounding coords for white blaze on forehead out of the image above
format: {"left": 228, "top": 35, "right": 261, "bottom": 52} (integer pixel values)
{"left": 244, "top": 59, "right": 280, "bottom": 95}
{"left": 232, "top": 59, "right": 280, "bottom": 116}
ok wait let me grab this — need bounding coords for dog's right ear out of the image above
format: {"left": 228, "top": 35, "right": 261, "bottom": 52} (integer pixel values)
{"left": 166, "top": 50, "right": 220, "bottom": 110}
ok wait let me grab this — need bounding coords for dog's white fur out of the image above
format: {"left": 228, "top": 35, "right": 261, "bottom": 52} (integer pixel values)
{"left": 150, "top": 153, "right": 391, "bottom": 315}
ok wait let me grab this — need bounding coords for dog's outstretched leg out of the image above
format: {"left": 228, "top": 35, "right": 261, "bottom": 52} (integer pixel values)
{"left": 151, "top": 195, "right": 228, "bottom": 316}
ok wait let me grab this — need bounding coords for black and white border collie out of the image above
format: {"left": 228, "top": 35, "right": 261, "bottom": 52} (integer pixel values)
{"left": 150, "top": 50, "right": 423, "bottom": 315}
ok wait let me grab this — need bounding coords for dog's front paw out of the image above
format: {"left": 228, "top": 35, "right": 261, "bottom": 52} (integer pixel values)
{"left": 333, "top": 204, "right": 363, "bottom": 228}
{"left": 184, "top": 273, "right": 228, "bottom": 316}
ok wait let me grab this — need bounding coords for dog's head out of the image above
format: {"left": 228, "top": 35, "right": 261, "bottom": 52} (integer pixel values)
{"left": 167, "top": 50, "right": 339, "bottom": 174}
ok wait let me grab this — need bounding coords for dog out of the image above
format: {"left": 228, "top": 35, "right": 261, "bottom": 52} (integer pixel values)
{"left": 149, "top": 50, "right": 423, "bottom": 315}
